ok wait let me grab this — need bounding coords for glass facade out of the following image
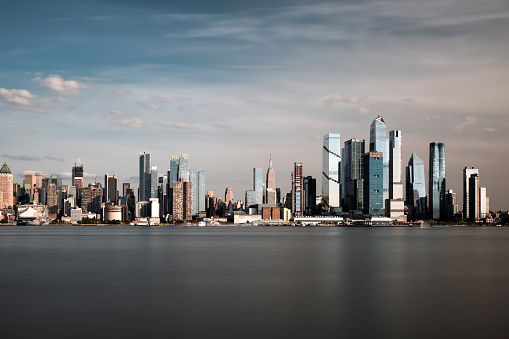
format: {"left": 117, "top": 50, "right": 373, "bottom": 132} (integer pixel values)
{"left": 406, "top": 152, "right": 426, "bottom": 220}
{"left": 139, "top": 152, "right": 151, "bottom": 202}
{"left": 343, "top": 139, "right": 365, "bottom": 212}
{"left": 253, "top": 168, "right": 263, "bottom": 205}
{"left": 190, "top": 169, "right": 206, "bottom": 217}
{"left": 363, "top": 152, "right": 384, "bottom": 216}
{"left": 429, "top": 142, "right": 446, "bottom": 220}
{"left": 322, "top": 133, "right": 341, "bottom": 209}
{"left": 292, "top": 162, "right": 303, "bottom": 215}
{"left": 370, "top": 116, "right": 389, "bottom": 204}
{"left": 178, "top": 154, "right": 189, "bottom": 182}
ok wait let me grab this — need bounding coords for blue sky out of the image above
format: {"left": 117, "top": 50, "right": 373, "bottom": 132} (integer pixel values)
{"left": 1, "top": 0, "right": 509, "bottom": 209}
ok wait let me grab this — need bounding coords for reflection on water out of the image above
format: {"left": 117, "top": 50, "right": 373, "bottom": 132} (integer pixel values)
{"left": 1, "top": 226, "right": 509, "bottom": 338}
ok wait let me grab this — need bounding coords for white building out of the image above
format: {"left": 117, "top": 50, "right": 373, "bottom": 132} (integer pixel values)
{"left": 322, "top": 133, "right": 341, "bottom": 210}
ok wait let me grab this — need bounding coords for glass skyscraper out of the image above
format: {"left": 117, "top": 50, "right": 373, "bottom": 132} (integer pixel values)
{"left": 363, "top": 152, "right": 384, "bottom": 216}
{"left": 322, "top": 133, "right": 341, "bottom": 210}
{"left": 139, "top": 152, "right": 151, "bottom": 202}
{"left": 429, "top": 142, "right": 446, "bottom": 220}
{"left": 190, "top": 169, "right": 206, "bottom": 217}
{"left": 253, "top": 168, "right": 263, "bottom": 205}
{"left": 292, "top": 162, "right": 303, "bottom": 215}
{"left": 369, "top": 116, "right": 389, "bottom": 204}
{"left": 343, "top": 138, "right": 365, "bottom": 212}
{"left": 406, "top": 152, "right": 426, "bottom": 220}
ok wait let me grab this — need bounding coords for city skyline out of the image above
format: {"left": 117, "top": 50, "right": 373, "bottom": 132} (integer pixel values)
{"left": 1, "top": 0, "right": 508, "bottom": 210}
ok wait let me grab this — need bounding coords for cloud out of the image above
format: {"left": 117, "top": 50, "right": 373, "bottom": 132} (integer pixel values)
{"left": 142, "top": 102, "right": 160, "bottom": 110}
{"left": 324, "top": 95, "right": 360, "bottom": 105}
{"left": 1, "top": 153, "right": 40, "bottom": 161}
{"left": 160, "top": 121, "right": 194, "bottom": 130}
{"left": 44, "top": 155, "right": 66, "bottom": 162}
{"left": 356, "top": 106, "right": 371, "bottom": 114}
{"left": 152, "top": 94, "right": 178, "bottom": 102}
{"left": 0, "top": 88, "right": 36, "bottom": 106}
{"left": 109, "top": 88, "right": 130, "bottom": 95}
{"left": 33, "top": 74, "right": 89, "bottom": 95}
{"left": 115, "top": 118, "right": 145, "bottom": 128}
{"left": 484, "top": 127, "right": 498, "bottom": 132}
{"left": 453, "top": 116, "right": 478, "bottom": 130}
{"left": 61, "top": 172, "right": 97, "bottom": 179}
{"left": 104, "top": 110, "right": 127, "bottom": 120}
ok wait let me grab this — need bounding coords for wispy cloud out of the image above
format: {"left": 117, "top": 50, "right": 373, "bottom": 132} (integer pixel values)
{"left": 44, "top": 155, "right": 66, "bottom": 162}
{"left": 103, "top": 110, "right": 145, "bottom": 128}
{"left": 33, "top": 74, "right": 89, "bottom": 95}
{"left": 141, "top": 102, "right": 160, "bottom": 110}
{"left": 0, "top": 88, "right": 36, "bottom": 106}
{"left": 2, "top": 153, "right": 40, "bottom": 161}
{"left": 116, "top": 118, "right": 145, "bottom": 128}
{"left": 324, "top": 95, "right": 360, "bottom": 105}
{"left": 159, "top": 121, "right": 194, "bottom": 130}
{"left": 453, "top": 116, "right": 478, "bottom": 130}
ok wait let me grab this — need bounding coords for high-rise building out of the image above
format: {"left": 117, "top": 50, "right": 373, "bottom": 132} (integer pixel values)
{"left": 363, "top": 152, "right": 384, "bottom": 216}
{"left": 72, "top": 158, "right": 84, "bottom": 189}
{"left": 82, "top": 183, "right": 102, "bottom": 214}
{"left": 253, "top": 168, "right": 263, "bottom": 205}
{"left": 266, "top": 154, "right": 276, "bottom": 192}
{"left": 123, "top": 183, "right": 130, "bottom": 197}
{"left": 370, "top": 116, "right": 389, "bottom": 204}
{"left": 406, "top": 153, "right": 427, "bottom": 220}
{"left": 0, "top": 162, "right": 14, "bottom": 209}
{"left": 429, "top": 142, "right": 446, "bottom": 220}
{"left": 322, "top": 133, "right": 341, "bottom": 210}
{"left": 139, "top": 152, "right": 151, "bottom": 202}
{"left": 225, "top": 187, "right": 233, "bottom": 205}
{"left": 178, "top": 154, "right": 189, "bottom": 182}
{"left": 35, "top": 171, "right": 42, "bottom": 189}
{"left": 104, "top": 174, "right": 118, "bottom": 204}
{"left": 463, "top": 167, "right": 479, "bottom": 221}
{"left": 303, "top": 176, "right": 316, "bottom": 216}
{"left": 46, "top": 183, "right": 58, "bottom": 215}
{"left": 468, "top": 173, "right": 480, "bottom": 221}
{"left": 479, "top": 187, "right": 488, "bottom": 219}
{"left": 388, "top": 130, "right": 405, "bottom": 220}
{"left": 292, "top": 162, "right": 303, "bottom": 216}
{"left": 343, "top": 138, "right": 365, "bottom": 212}
{"left": 172, "top": 178, "right": 192, "bottom": 221}
{"left": 150, "top": 166, "right": 158, "bottom": 199}
{"left": 446, "top": 189, "right": 458, "bottom": 221}
{"left": 190, "top": 168, "right": 206, "bottom": 217}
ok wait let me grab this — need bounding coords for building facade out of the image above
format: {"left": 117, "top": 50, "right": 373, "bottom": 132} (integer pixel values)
{"left": 0, "top": 163, "right": 14, "bottom": 209}
{"left": 190, "top": 168, "right": 206, "bottom": 218}
{"left": 370, "top": 116, "right": 389, "bottom": 204}
{"left": 463, "top": 167, "right": 479, "bottom": 221}
{"left": 429, "top": 142, "right": 446, "bottom": 220}
{"left": 406, "top": 153, "right": 427, "bottom": 220}
{"left": 343, "top": 138, "right": 365, "bottom": 212}
{"left": 322, "top": 133, "right": 341, "bottom": 210}
{"left": 388, "top": 130, "right": 405, "bottom": 220}
{"left": 292, "top": 162, "right": 304, "bottom": 216}
{"left": 363, "top": 152, "right": 384, "bottom": 216}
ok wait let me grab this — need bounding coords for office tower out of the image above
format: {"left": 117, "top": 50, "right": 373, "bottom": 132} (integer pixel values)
{"left": 225, "top": 187, "right": 233, "bottom": 205}
{"left": 276, "top": 188, "right": 281, "bottom": 205}
{"left": 46, "top": 183, "right": 58, "bottom": 215}
{"left": 150, "top": 166, "right": 158, "bottom": 199}
{"left": 292, "top": 162, "right": 303, "bottom": 216}
{"left": 363, "top": 152, "right": 384, "bottom": 216}
{"left": 24, "top": 174, "right": 35, "bottom": 189}
{"left": 104, "top": 174, "right": 118, "bottom": 204}
{"left": 406, "top": 153, "right": 427, "bottom": 220}
{"left": 245, "top": 190, "right": 256, "bottom": 209}
{"left": 35, "top": 171, "right": 42, "bottom": 189}
{"left": 123, "top": 183, "right": 130, "bottom": 197}
{"left": 429, "top": 142, "right": 446, "bottom": 220}
{"left": 49, "top": 174, "right": 62, "bottom": 190}
{"left": 322, "top": 133, "right": 341, "bottom": 210}
{"left": 178, "top": 154, "right": 189, "bottom": 182}
{"left": 139, "top": 152, "right": 151, "bottom": 202}
{"left": 388, "top": 130, "right": 405, "bottom": 220}
{"left": 253, "top": 168, "right": 263, "bottom": 205}
{"left": 370, "top": 116, "right": 389, "bottom": 204}
{"left": 446, "top": 189, "right": 458, "bottom": 221}
{"left": 266, "top": 189, "right": 277, "bottom": 205}
{"left": 343, "top": 139, "right": 365, "bottom": 212}
{"left": 0, "top": 162, "right": 14, "bottom": 209}
{"left": 82, "top": 183, "right": 102, "bottom": 214}
{"left": 303, "top": 176, "right": 316, "bottom": 216}
{"left": 266, "top": 154, "right": 276, "bottom": 192}
{"left": 172, "top": 178, "right": 192, "bottom": 221}
{"left": 463, "top": 167, "right": 479, "bottom": 221}
{"left": 479, "top": 187, "right": 488, "bottom": 219}
{"left": 190, "top": 169, "right": 205, "bottom": 217}
{"left": 468, "top": 173, "right": 480, "bottom": 221}
{"left": 72, "top": 158, "right": 84, "bottom": 189}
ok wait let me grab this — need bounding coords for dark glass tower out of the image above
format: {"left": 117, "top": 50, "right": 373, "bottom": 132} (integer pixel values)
{"left": 429, "top": 142, "right": 446, "bottom": 220}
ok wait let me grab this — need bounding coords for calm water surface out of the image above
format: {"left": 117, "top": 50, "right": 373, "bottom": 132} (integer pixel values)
{"left": 1, "top": 226, "right": 509, "bottom": 338}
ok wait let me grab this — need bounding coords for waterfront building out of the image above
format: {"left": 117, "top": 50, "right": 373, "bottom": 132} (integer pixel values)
{"left": 343, "top": 138, "right": 365, "bottom": 212}
{"left": 322, "top": 133, "right": 341, "bottom": 210}
{"left": 468, "top": 173, "right": 480, "bottom": 221}
{"left": 429, "top": 142, "right": 446, "bottom": 220}
{"left": 254, "top": 168, "right": 263, "bottom": 205}
{"left": 72, "top": 158, "right": 84, "bottom": 189}
{"left": 406, "top": 153, "right": 427, "bottom": 220}
{"left": 479, "top": 187, "right": 488, "bottom": 219}
{"left": 446, "top": 189, "right": 458, "bottom": 221}
{"left": 303, "top": 176, "right": 316, "bottom": 216}
{"left": 178, "top": 154, "right": 190, "bottom": 182}
{"left": 388, "top": 130, "right": 405, "bottom": 220}
{"left": 35, "top": 171, "right": 42, "bottom": 189}
{"left": 103, "top": 174, "right": 118, "bottom": 204}
{"left": 150, "top": 166, "right": 158, "bottom": 199}
{"left": 363, "top": 152, "right": 384, "bottom": 216}
{"left": 0, "top": 162, "right": 14, "bottom": 209}
{"left": 139, "top": 152, "right": 151, "bottom": 202}
{"left": 82, "top": 183, "right": 102, "bottom": 214}
{"left": 225, "top": 187, "right": 233, "bottom": 205}
{"left": 190, "top": 168, "right": 206, "bottom": 218}
{"left": 370, "top": 116, "right": 389, "bottom": 204}
{"left": 46, "top": 183, "right": 58, "bottom": 215}
{"left": 266, "top": 154, "right": 276, "bottom": 192}
{"left": 172, "top": 178, "right": 192, "bottom": 221}
{"left": 463, "top": 167, "right": 479, "bottom": 221}
{"left": 292, "top": 162, "right": 304, "bottom": 216}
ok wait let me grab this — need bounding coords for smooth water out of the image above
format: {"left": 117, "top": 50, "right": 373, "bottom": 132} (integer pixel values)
{"left": 1, "top": 226, "right": 509, "bottom": 338}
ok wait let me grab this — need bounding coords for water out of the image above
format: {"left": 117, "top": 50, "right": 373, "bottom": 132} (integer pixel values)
{"left": 1, "top": 226, "right": 509, "bottom": 338}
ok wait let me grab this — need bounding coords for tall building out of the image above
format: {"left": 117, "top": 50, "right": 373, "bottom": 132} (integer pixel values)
{"left": 104, "top": 174, "right": 118, "bottom": 204}
{"left": 468, "top": 173, "right": 480, "bottom": 221}
{"left": 123, "top": 183, "right": 130, "bottom": 197}
{"left": 429, "top": 142, "right": 446, "bottom": 220}
{"left": 172, "top": 179, "right": 192, "bottom": 221}
{"left": 292, "top": 162, "right": 303, "bottom": 216}
{"left": 150, "top": 166, "right": 158, "bottom": 199}
{"left": 266, "top": 154, "right": 276, "bottom": 192}
{"left": 35, "top": 171, "right": 42, "bottom": 189}
{"left": 463, "top": 167, "right": 479, "bottom": 221}
{"left": 72, "top": 158, "right": 84, "bottom": 189}
{"left": 0, "top": 162, "right": 14, "bottom": 209}
{"left": 139, "top": 152, "right": 151, "bottom": 202}
{"left": 388, "top": 130, "right": 405, "bottom": 220}
{"left": 46, "top": 183, "right": 58, "bottom": 215}
{"left": 82, "top": 183, "right": 102, "bottom": 214}
{"left": 343, "top": 138, "right": 365, "bottom": 212}
{"left": 190, "top": 169, "right": 206, "bottom": 217}
{"left": 303, "top": 176, "right": 316, "bottom": 216}
{"left": 370, "top": 116, "right": 389, "bottom": 204}
{"left": 479, "top": 187, "right": 488, "bottom": 219}
{"left": 363, "top": 152, "right": 384, "bottom": 216}
{"left": 322, "top": 133, "right": 341, "bottom": 210}
{"left": 406, "top": 153, "right": 427, "bottom": 220}
{"left": 446, "top": 189, "right": 458, "bottom": 221}
{"left": 253, "top": 168, "right": 263, "bottom": 205}
{"left": 225, "top": 187, "right": 233, "bottom": 205}
{"left": 178, "top": 154, "right": 189, "bottom": 182}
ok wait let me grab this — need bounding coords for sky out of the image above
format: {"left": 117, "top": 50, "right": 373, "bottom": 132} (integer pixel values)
{"left": 1, "top": 0, "right": 508, "bottom": 210}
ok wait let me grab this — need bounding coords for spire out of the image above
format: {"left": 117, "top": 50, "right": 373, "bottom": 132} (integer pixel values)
{"left": 1, "top": 162, "right": 11, "bottom": 174}
{"left": 269, "top": 152, "right": 272, "bottom": 169}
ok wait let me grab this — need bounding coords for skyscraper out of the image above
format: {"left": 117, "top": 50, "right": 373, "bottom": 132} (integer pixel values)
{"left": 104, "top": 174, "right": 118, "bottom": 204}
{"left": 72, "top": 158, "right": 84, "bottom": 189}
{"left": 322, "top": 133, "right": 341, "bottom": 210}
{"left": 139, "top": 152, "right": 151, "bottom": 202}
{"left": 178, "top": 154, "right": 189, "bottom": 182}
{"left": 468, "top": 173, "right": 480, "bottom": 221}
{"left": 225, "top": 187, "right": 233, "bottom": 205}
{"left": 266, "top": 154, "right": 276, "bottom": 192}
{"left": 0, "top": 162, "right": 14, "bottom": 209}
{"left": 190, "top": 168, "right": 206, "bottom": 217}
{"left": 479, "top": 187, "right": 488, "bottom": 219}
{"left": 406, "top": 153, "right": 427, "bottom": 220}
{"left": 343, "top": 138, "right": 365, "bottom": 212}
{"left": 292, "top": 162, "right": 303, "bottom": 216}
{"left": 150, "top": 166, "right": 158, "bottom": 199}
{"left": 173, "top": 179, "right": 192, "bottom": 221}
{"left": 303, "top": 176, "right": 316, "bottom": 216}
{"left": 363, "top": 152, "right": 384, "bottom": 216}
{"left": 388, "top": 130, "right": 405, "bottom": 220}
{"left": 370, "top": 116, "right": 389, "bottom": 204}
{"left": 253, "top": 168, "right": 263, "bottom": 205}
{"left": 463, "top": 167, "right": 479, "bottom": 221}
{"left": 429, "top": 142, "right": 446, "bottom": 220}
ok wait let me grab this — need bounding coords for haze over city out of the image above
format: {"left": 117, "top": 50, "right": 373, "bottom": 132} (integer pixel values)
{"left": 1, "top": 0, "right": 508, "bottom": 210}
